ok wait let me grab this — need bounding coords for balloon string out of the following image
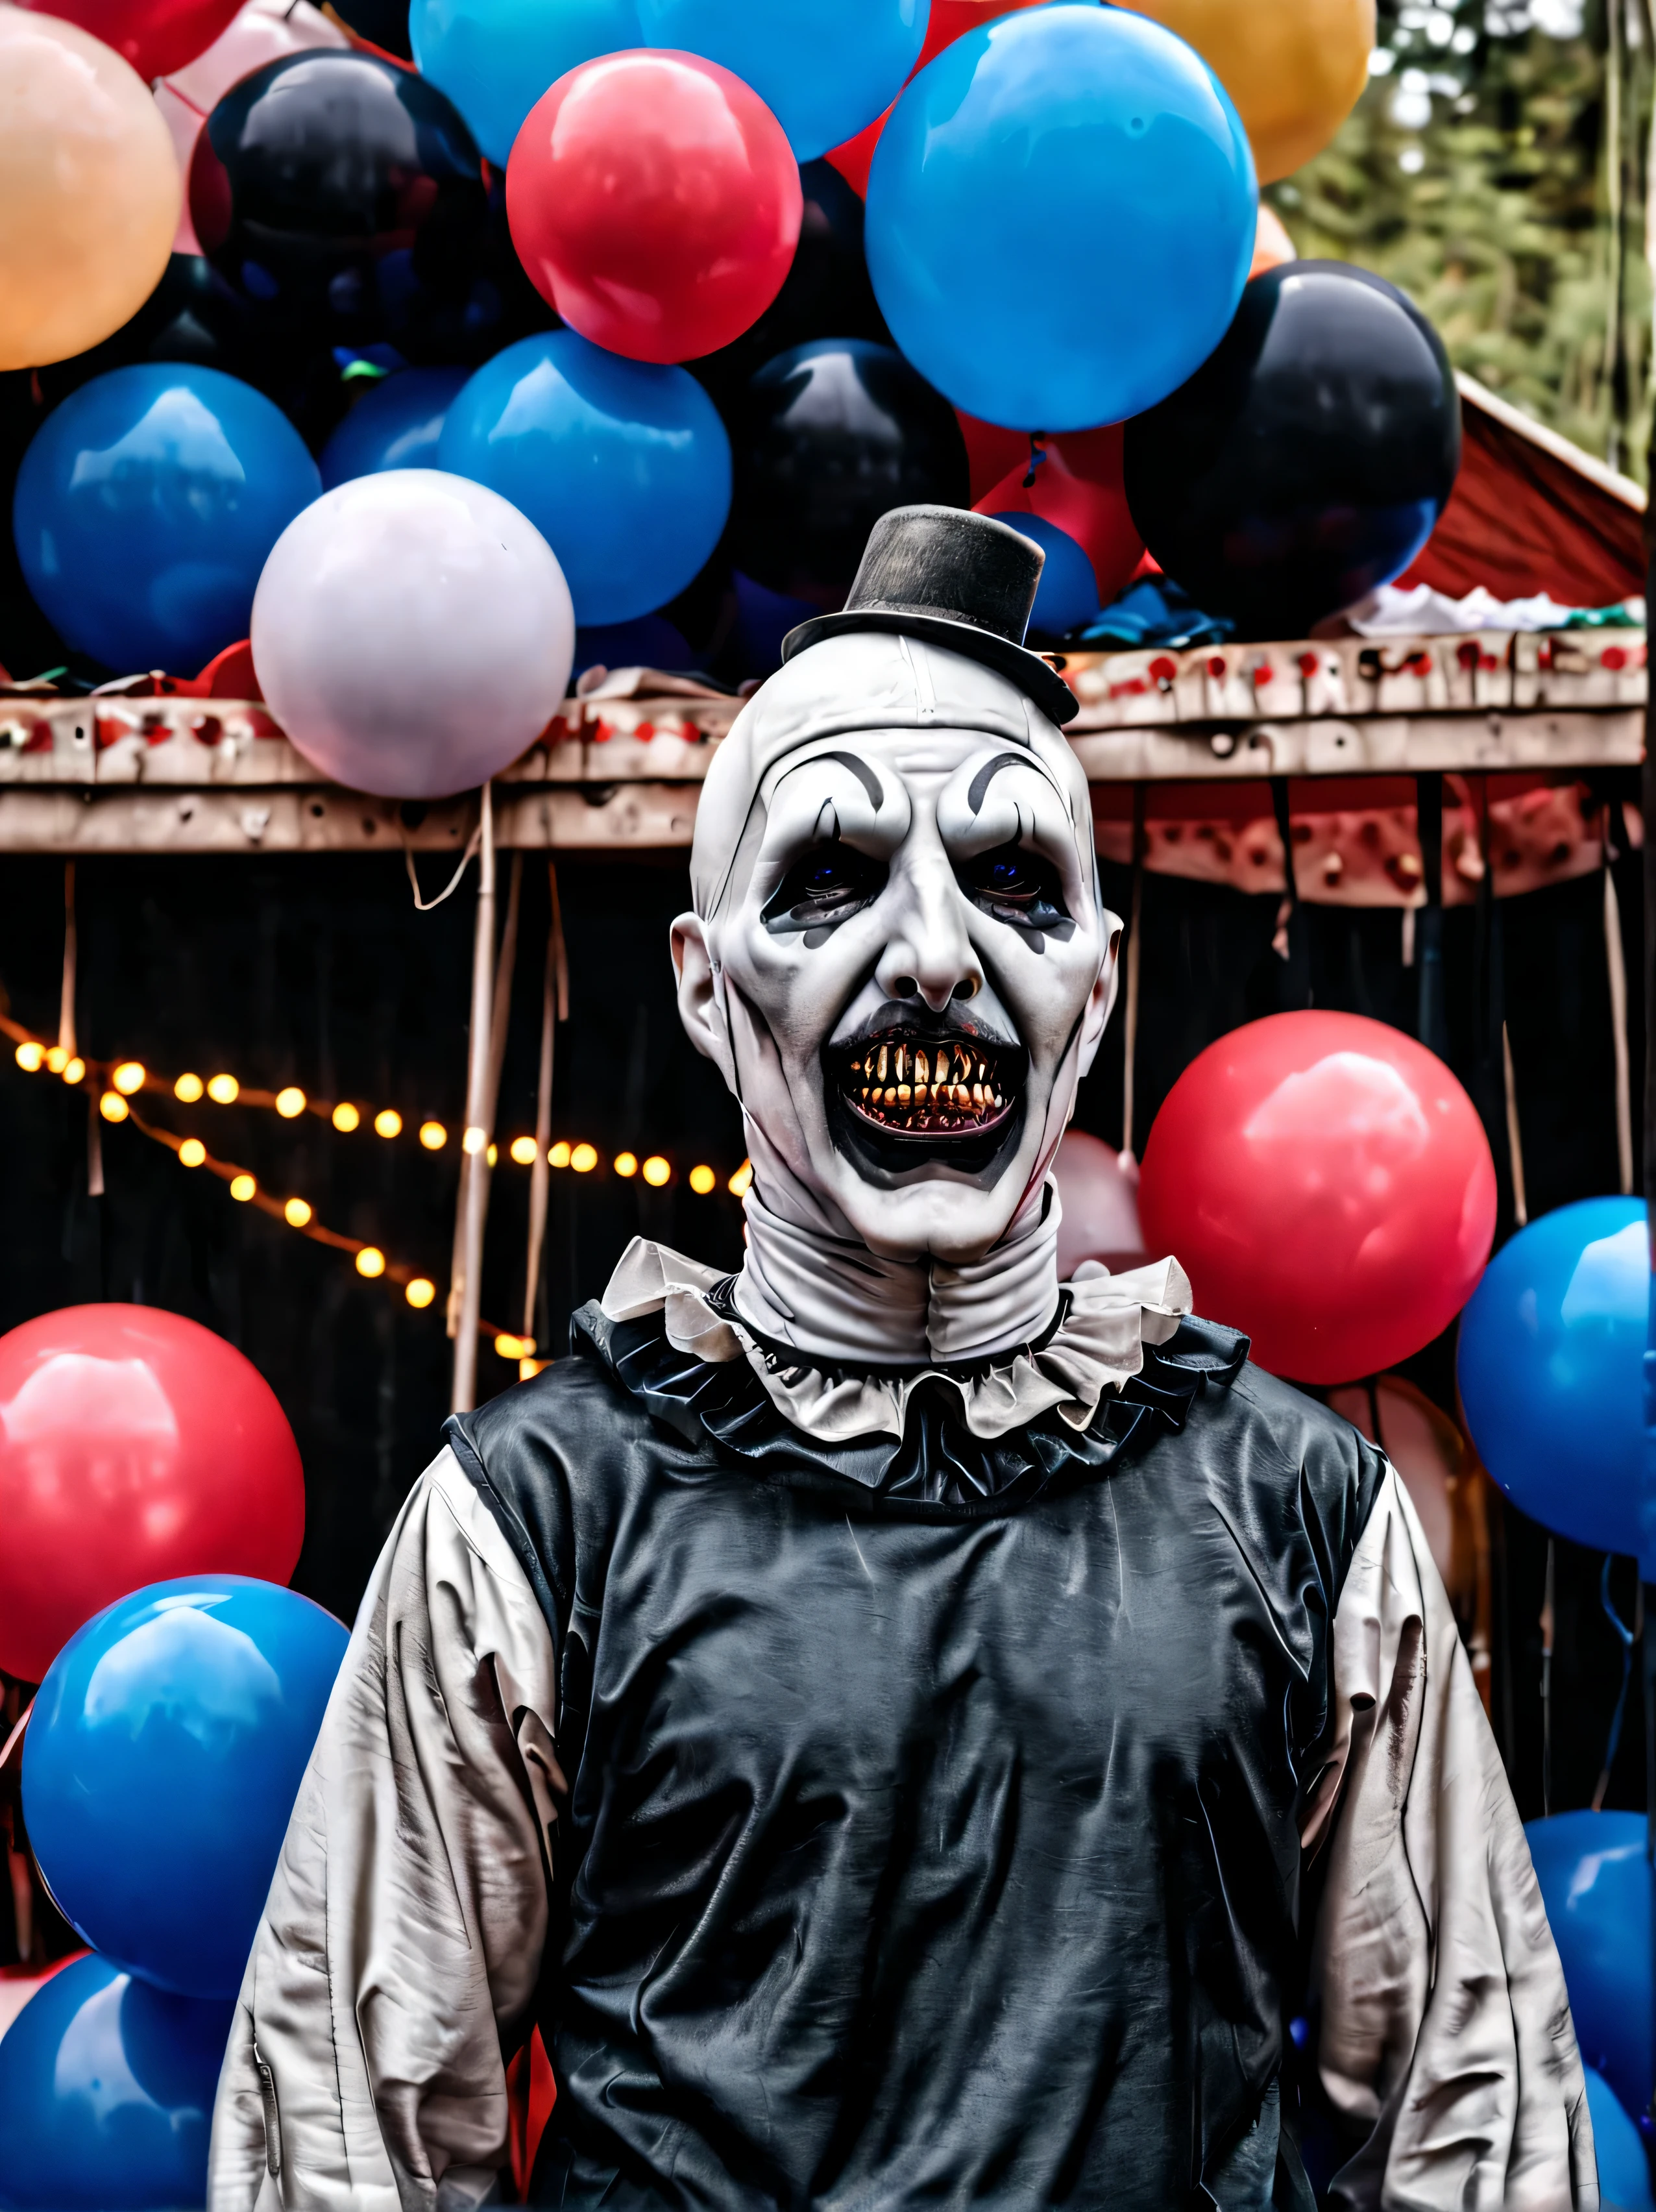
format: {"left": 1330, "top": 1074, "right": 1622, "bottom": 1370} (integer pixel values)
{"left": 1021, "top": 433, "right": 1047, "bottom": 491}
{"left": 404, "top": 818, "right": 483, "bottom": 911}
{"left": 1592, "top": 1557, "right": 1639, "bottom": 1811}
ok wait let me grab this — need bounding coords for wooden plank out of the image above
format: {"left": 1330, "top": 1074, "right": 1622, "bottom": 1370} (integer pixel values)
{"left": 1068, "top": 709, "right": 1645, "bottom": 782}
{"left": 0, "top": 783, "right": 701, "bottom": 854}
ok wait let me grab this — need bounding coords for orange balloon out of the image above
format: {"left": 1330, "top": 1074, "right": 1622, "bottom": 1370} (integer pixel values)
{"left": 0, "top": 7, "right": 181, "bottom": 371}
{"left": 1250, "top": 201, "right": 1295, "bottom": 278}
{"left": 1119, "top": 0, "right": 1373, "bottom": 183}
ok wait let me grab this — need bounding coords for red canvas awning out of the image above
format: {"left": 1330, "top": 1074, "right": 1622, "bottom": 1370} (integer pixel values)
{"left": 1399, "top": 373, "right": 1646, "bottom": 608}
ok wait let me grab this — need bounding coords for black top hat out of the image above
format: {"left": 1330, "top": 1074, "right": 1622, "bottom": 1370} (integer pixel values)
{"left": 781, "top": 506, "right": 1078, "bottom": 726}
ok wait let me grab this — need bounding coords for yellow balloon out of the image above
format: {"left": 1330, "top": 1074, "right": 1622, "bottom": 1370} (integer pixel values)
{"left": 0, "top": 6, "right": 180, "bottom": 371}
{"left": 1121, "top": 0, "right": 1374, "bottom": 183}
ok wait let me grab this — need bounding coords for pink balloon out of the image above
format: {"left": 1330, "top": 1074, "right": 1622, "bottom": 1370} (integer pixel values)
{"left": 155, "top": 0, "right": 345, "bottom": 256}
{"left": 1053, "top": 1131, "right": 1147, "bottom": 1278}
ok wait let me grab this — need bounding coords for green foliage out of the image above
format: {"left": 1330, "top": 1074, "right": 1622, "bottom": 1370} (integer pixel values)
{"left": 1273, "top": 7, "right": 1652, "bottom": 482}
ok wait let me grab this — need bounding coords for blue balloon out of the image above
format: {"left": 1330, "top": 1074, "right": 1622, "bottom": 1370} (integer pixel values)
{"left": 1526, "top": 1812, "right": 1651, "bottom": 2127}
{"left": 1585, "top": 2066, "right": 1655, "bottom": 2212}
{"left": 439, "top": 329, "right": 731, "bottom": 626}
{"left": 733, "top": 569, "right": 818, "bottom": 676}
{"left": 411, "top": 0, "right": 640, "bottom": 167}
{"left": 0, "top": 1953, "right": 232, "bottom": 2211}
{"left": 1457, "top": 1197, "right": 1646, "bottom": 1558}
{"left": 988, "top": 511, "right": 1099, "bottom": 637}
{"left": 321, "top": 367, "right": 473, "bottom": 489}
{"left": 12, "top": 364, "right": 321, "bottom": 677}
{"left": 864, "top": 4, "right": 1256, "bottom": 431}
{"left": 636, "top": 0, "right": 929, "bottom": 161}
{"left": 23, "top": 1577, "right": 349, "bottom": 2001}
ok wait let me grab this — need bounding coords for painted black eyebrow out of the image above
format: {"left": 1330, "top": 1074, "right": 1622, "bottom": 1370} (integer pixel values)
{"left": 772, "top": 748, "right": 884, "bottom": 812}
{"left": 968, "top": 750, "right": 1057, "bottom": 815}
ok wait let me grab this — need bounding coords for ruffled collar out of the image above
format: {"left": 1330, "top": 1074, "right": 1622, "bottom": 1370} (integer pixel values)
{"left": 602, "top": 1237, "right": 1195, "bottom": 1444}
{"left": 583, "top": 1240, "right": 1248, "bottom": 1519}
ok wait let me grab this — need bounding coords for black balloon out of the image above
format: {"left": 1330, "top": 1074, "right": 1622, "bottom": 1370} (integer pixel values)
{"left": 728, "top": 339, "right": 969, "bottom": 606}
{"left": 1123, "top": 262, "right": 1461, "bottom": 640}
{"left": 32, "top": 255, "right": 255, "bottom": 409}
{"left": 324, "top": 0, "right": 411, "bottom": 58}
{"left": 191, "top": 51, "right": 498, "bottom": 369}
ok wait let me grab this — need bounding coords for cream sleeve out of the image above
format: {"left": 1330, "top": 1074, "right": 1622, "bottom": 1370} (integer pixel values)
{"left": 208, "top": 1445, "right": 564, "bottom": 2211}
{"left": 1302, "top": 1465, "right": 1597, "bottom": 2212}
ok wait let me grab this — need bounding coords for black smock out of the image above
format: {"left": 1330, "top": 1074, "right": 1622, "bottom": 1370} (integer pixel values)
{"left": 444, "top": 1294, "right": 1387, "bottom": 2210}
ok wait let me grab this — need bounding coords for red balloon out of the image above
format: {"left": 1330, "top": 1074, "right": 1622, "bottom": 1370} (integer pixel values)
{"left": 975, "top": 424, "right": 1144, "bottom": 605}
{"left": 17, "top": 0, "right": 243, "bottom": 87}
{"left": 505, "top": 50, "right": 802, "bottom": 365}
{"left": 0, "top": 1305, "right": 304, "bottom": 1682}
{"left": 1138, "top": 1011, "right": 1496, "bottom": 1384}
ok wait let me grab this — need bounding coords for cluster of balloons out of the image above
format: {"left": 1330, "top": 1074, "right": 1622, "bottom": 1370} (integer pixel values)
{"left": 1138, "top": 1010, "right": 1497, "bottom": 1384}
{"left": 0, "top": 1305, "right": 344, "bottom": 2208}
{"left": 4, "top": 0, "right": 1423, "bottom": 791}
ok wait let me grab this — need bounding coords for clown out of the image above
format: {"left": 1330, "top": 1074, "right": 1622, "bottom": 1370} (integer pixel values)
{"left": 212, "top": 510, "right": 1592, "bottom": 2210}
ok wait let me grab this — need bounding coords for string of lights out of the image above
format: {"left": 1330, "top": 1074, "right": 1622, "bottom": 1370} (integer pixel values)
{"left": 1, "top": 1015, "right": 749, "bottom": 1195}
{"left": 1, "top": 1013, "right": 753, "bottom": 1362}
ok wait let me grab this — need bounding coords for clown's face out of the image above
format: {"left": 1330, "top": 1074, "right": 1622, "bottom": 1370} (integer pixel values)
{"left": 674, "top": 722, "right": 1118, "bottom": 1264}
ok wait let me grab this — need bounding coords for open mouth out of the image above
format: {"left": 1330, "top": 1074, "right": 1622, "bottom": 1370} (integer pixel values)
{"left": 830, "top": 1028, "right": 1024, "bottom": 1142}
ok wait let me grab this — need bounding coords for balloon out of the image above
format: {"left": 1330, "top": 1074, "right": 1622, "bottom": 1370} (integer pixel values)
{"left": 321, "top": 365, "right": 471, "bottom": 487}
{"left": 726, "top": 338, "right": 968, "bottom": 606}
{"left": 18, "top": 0, "right": 239, "bottom": 81}
{"left": 864, "top": 5, "right": 1256, "bottom": 430}
{"left": 573, "top": 614, "right": 690, "bottom": 678}
{"left": 634, "top": 0, "right": 929, "bottom": 162}
{"left": 988, "top": 511, "right": 1099, "bottom": 637}
{"left": 1125, "top": 263, "right": 1461, "bottom": 641}
{"left": 0, "top": 1304, "right": 304, "bottom": 1684}
{"left": 1052, "top": 1132, "right": 1147, "bottom": 1279}
{"left": 505, "top": 50, "right": 802, "bottom": 363}
{"left": 191, "top": 51, "right": 493, "bottom": 364}
{"left": 0, "top": 1954, "right": 233, "bottom": 2208}
{"left": 1456, "top": 1198, "right": 1645, "bottom": 1558}
{"left": 1138, "top": 1011, "right": 1496, "bottom": 1385}
{"left": 411, "top": 0, "right": 637, "bottom": 167}
{"left": 733, "top": 569, "right": 818, "bottom": 675}
{"left": 24, "top": 1576, "right": 348, "bottom": 1998}
{"left": 692, "top": 158, "right": 891, "bottom": 413}
{"left": 156, "top": 0, "right": 348, "bottom": 251}
{"left": 1121, "top": 0, "right": 1372, "bottom": 184}
{"left": 1526, "top": 1813, "right": 1651, "bottom": 2130}
{"left": 1585, "top": 2069, "right": 1655, "bottom": 2212}
{"left": 825, "top": 0, "right": 1045, "bottom": 197}
{"left": 252, "top": 469, "right": 575, "bottom": 798}
{"left": 1251, "top": 200, "right": 1295, "bottom": 278}
{"left": 975, "top": 426, "right": 1143, "bottom": 608}
{"left": 0, "top": 12, "right": 180, "bottom": 373}
{"left": 32, "top": 255, "right": 255, "bottom": 412}
{"left": 13, "top": 362, "right": 321, "bottom": 678}
{"left": 439, "top": 329, "right": 731, "bottom": 625}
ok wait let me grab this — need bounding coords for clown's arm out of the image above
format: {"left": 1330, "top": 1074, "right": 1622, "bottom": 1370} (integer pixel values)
{"left": 1304, "top": 1465, "right": 1596, "bottom": 2211}
{"left": 208, "top": 1447, "right": 561, "bottom": 2211}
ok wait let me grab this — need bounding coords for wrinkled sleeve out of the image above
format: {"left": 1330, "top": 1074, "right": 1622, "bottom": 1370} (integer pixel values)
{"left": 208, "top": 1445, "right": 563, "bottom": 2212}
{"left": 1300, "top": 1465, "right": 1595, "bottom": 2212}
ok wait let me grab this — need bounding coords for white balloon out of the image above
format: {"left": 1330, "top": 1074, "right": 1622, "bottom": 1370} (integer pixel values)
{"left": 251, "top": 470, "right": 574, "bottom": 800}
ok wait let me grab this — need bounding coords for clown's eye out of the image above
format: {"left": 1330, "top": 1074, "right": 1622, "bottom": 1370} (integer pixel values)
{"left": 958, "top": 842, "right": 1068, "bottom": 929}
{"left": 762, "top": 842, "right": 884, "bottom": 932}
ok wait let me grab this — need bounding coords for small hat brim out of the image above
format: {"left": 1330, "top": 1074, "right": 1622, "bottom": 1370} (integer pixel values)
{"left": 779, "top": 608, "right": 1078, "bottom": 727}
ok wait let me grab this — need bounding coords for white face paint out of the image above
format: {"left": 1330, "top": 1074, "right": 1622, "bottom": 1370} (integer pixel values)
{"left": 675, "top": 636, "right": 1119, "bottom": 1266}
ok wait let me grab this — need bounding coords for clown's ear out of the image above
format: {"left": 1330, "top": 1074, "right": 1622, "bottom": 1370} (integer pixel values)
{"left": 672, "top": 915, "right": 737, "bottom": 1089}
{"left": 1076, "top": 911, "right": 1124, "bottom": 1082}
